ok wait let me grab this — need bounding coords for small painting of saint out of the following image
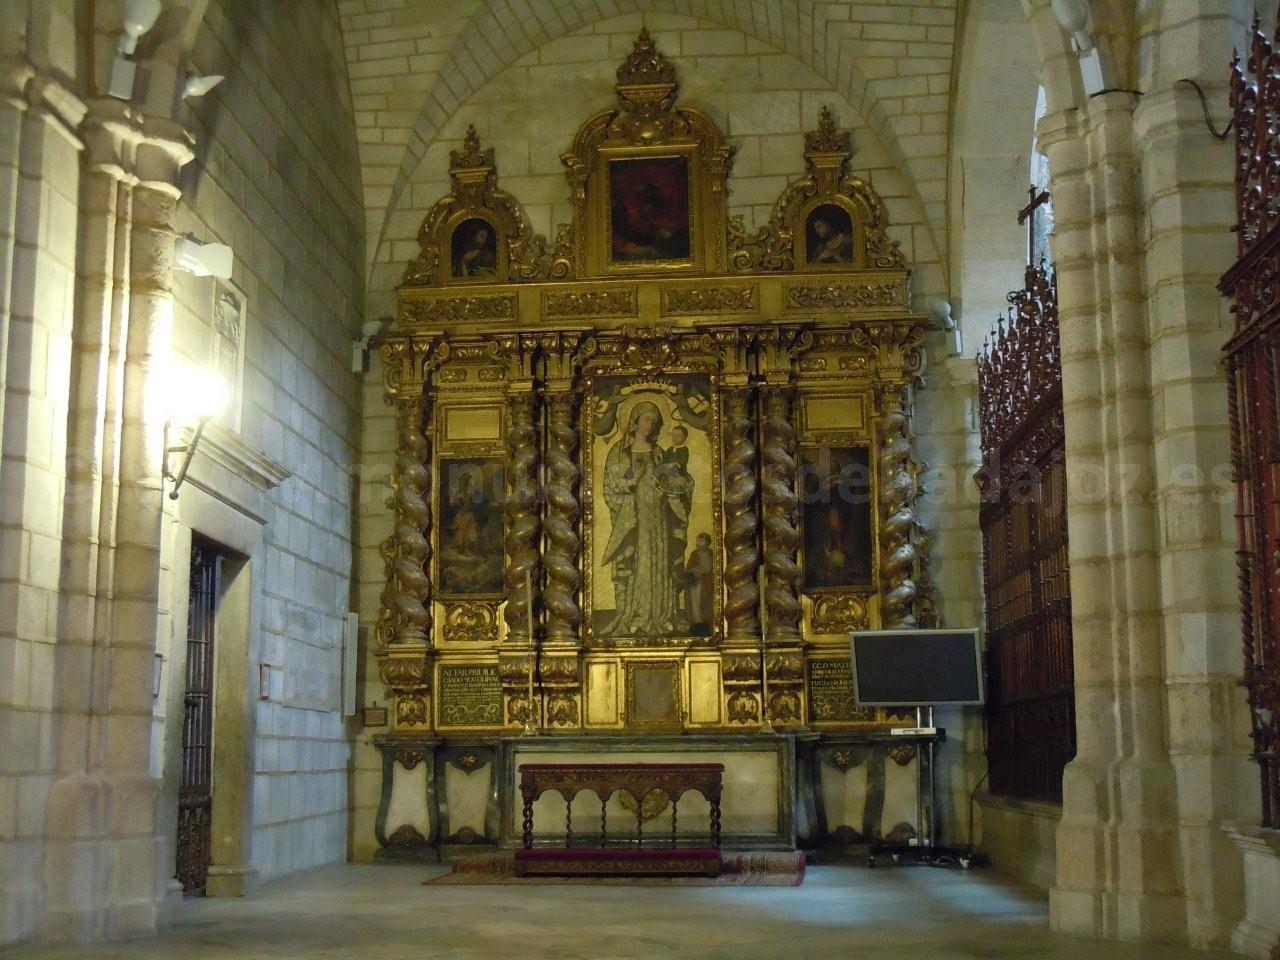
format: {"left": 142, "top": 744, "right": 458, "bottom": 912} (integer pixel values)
{"left": 608, "top": 156, "right": 691, "bottom": 263}
{"left": 805, "top": 203, "right": 855, "bottom": 266}
{"left": 438, "top": 458, "right": 504, "bottom": 594}
{"left": 800, "top": 446, "right": 873, "bottom": 589}
{"left": 682, "top": 532, "right": 714, "bottom": 635}
{"left": 451, "top": 217, "right": 499, "bottom": 279}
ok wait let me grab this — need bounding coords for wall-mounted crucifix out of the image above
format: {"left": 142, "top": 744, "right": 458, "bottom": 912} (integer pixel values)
{"left": 1018, "top": 184, "right": 1051, "bottom": 266}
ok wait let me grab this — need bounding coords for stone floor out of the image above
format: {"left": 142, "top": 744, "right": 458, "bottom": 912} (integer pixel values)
{"left": 3, "top": 863, "right": 1237, "bottom": 959}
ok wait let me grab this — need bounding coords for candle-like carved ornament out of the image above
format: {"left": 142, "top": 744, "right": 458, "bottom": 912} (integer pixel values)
{"left": 879, "top": 385, "right": 918, "bottom": 627}
{"left": 543, "top": 393, "right": 581, "bottom": 642}
{"left": 504, "top": 393, "right": 541, "bottom": 636}
{"left": 722, "top": 388, "right": 760, "bottom": 639}
{"left": 378, "top": 394, "right": 432, "bottom": 645}
{"left": 761, "top": 386, "right": 802, "bottom": 641}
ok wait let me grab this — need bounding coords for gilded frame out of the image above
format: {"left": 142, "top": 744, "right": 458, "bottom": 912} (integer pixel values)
{"left": 593, "top": 142, "right": 704, "bottom": 277}
{"left": 443, "top": 208, "right": 509, "bottom": 285}
{"left": 580, "top": 361, "right": 724, "bottom": 649}
{"left": 624, "top": 660, "right": 684, "bottom": 731}
{"left": 796, "top": 196, "right": 866, "bottom": 271}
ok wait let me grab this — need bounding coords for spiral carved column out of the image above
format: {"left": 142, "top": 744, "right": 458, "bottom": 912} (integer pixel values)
{"left": 503, "top": 390, "right": 542, "bottom": 725}
{"left": 504, "top": 391, "right": 541, "bottom": 634}
{"left": 879, "top": 385, "right": 918, "bottom": 627}
{"left": 543, "top": 393, "right": 581, "bottom": 643}
{"left": 761, "top": 386, "right": 802, "bottom": 642}
{"left": 379, "top": 394, "right": 432, "bottom": 646}
{"left": 722, "top": 387, "right": 760, "bottom": 640}
{"left": 542, "top": 391, "right": 582, "bottom": 728}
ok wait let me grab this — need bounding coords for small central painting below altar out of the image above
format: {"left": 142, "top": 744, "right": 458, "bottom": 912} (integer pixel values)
{"left": 438, "top": 458, "right": 505, "bottom": 595}
{"left": 588, "top": 373, "right": 717, "bottom": 642}
{"left": 800, "top": 446, "right": 874, "bottom": 589}
{"left": 608, "top": 156, "right": 691, "bottom": 263}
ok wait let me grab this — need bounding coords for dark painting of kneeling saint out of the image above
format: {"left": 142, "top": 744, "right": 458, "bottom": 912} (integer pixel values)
{"left": 438, "top": 458, "right": 504, "bottom": 595}
{"left": 801, "top": 446, "right": 873, "bottom": 589}
{"left": 451, "top": 217, "right": 499, "bottom": 279}
{"left": 608, "top": 157, "right": 691, "bottom": 263}
{"left": 805, "top": 203, "right": 855, "bottom": 266}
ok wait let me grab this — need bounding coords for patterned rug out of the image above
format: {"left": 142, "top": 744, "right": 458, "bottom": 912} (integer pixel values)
{"left": 425, "top": 851, "right": 806, "bottom": 886}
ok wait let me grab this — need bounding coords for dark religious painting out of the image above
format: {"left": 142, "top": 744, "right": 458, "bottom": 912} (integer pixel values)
{"left": 450, "top": 217, "right": 499, "bottom": 279}
{"left": 438, "top": 458, "right": 504, "bottom": 594}
{"left": 805, "top": 203, "right": 855, "bottom": 266}
{"left": 800, "top": 446, "right": 873, "bottom": 589}
{"left": 608, "top": 156, "right": 691, "bottom": 263}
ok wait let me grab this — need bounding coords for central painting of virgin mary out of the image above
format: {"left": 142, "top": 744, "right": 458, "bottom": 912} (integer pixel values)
{"left": 588, "top": 374, "right": 716, "bottom": 641}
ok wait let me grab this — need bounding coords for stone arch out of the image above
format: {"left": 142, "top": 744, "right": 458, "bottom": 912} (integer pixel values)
{"left": 372, "top": 0, "right": 955, "bottom": 280}
{"left": 948, "top": 0, "right": 1043, "bottom": 345}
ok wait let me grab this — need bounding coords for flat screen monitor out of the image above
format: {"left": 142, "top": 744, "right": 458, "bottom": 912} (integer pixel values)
{"left": 850, "top": 628, "right": 984, "bottom": 707}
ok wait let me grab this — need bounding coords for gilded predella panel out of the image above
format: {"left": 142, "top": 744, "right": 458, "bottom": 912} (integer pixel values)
{"left": 584, "top": 372, "right": 721, "bottom": 645}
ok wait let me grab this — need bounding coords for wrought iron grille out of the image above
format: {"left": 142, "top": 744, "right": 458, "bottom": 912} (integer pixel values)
{"left": 177, "top": 538, "right": 220, "bottom": 894}
{"left": 1221, "top": 15, "right": 1280, "bottom": 828}
{"left": 977, "top": 262, "right": 1076, "bottom": 803}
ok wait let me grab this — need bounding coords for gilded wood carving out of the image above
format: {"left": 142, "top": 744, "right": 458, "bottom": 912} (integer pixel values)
{"left": 376, "top": 30, "right": 933, "bottom": 736}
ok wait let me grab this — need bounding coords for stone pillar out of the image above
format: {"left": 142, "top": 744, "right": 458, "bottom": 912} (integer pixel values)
{"left": 44, "top": 114, "right": 194, "bottom": 941}
{"left": 1040, "top": 96, "right": 1184, "bottom": 943}
{"left": 1134, "top": 83, "right": 1254, "bottom": 949}
{"left": 0, "top": 61, "right": 85, "bottom": 947}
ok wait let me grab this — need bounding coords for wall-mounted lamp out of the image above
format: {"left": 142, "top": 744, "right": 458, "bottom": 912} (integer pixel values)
{"left": 182, "top": 72, "right": 225, "bottom": 101}
{"left": 1050, "top": 0, "right": 1109, "bottom": 96}
{"left": 175, "top": 235, "right": 234, "bottom": 279}
{"left": 107, "top": 0, "right": 163, "bottom": 100}
{"left": 161, "top": 364, "right": 230, "bottom": 499}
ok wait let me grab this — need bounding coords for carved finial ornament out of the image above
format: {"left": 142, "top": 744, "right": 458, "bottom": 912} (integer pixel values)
{"left": 805, "top": 105, "right": 851, "bottom": 158}
{"left": 451, "top": 124, "right": 494, "bottom": 171}
{"left": 617, "top": 29, "right": 677, "bottom": 87}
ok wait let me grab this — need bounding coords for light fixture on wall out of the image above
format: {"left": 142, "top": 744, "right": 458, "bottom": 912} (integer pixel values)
{"left": 182, "top": 72, "right": 225, "bottom": 101}
{"left": 175, "top": 235, "right": 234, "bottom": 279}
{"left": 161, "top": 363, "right": 230, "bottom": 499}
{"left": 1050, "top": 0, "right": 1108, "bottom": 96}
{"left": 107, "top": 0, "right": 163, "bottom": 100}
{"left": 351, "top": 316, "right": 392, "bottom": 374}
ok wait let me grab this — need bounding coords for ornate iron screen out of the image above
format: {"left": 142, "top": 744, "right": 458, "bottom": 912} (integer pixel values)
{"left": 1221, "top": 17, "right": 1280, "bottom": 828}
{"left": 977, "top": 263, "right": 1076, "bottom": 802}
{"left": 178, "top": 537, "right": 220, "bottom": 894}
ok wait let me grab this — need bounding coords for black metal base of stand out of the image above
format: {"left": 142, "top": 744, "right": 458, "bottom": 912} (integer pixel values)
{"left": 865, "top": 844, "right": 985, "bottom": 870}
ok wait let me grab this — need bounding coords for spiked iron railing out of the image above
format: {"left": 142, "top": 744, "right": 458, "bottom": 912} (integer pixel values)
{"left": 976, "top": 262, "right": 1075, "bottom": 803}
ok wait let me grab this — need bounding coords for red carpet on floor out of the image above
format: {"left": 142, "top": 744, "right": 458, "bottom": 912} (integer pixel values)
{"left": 425, "top": 850, "right": 805, "bottom": 886}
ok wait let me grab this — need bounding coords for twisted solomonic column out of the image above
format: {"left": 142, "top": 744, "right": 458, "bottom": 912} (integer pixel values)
{"left": 379, "top": 395, "right": 432, "bottom": 645}
{"left": 543, "top": 393, "right": 581, "bottom": 643}
{"left": 879, "top": 386, "right": 918, "bottom": 627}
{"left": 722, "top": 388, "right": 760, "bottom": 640}
{"left": 504, "top": 392, "right": 542, "bottom": 638}
{"left": 761, "top": 386, "right": 802, "bottom": 641}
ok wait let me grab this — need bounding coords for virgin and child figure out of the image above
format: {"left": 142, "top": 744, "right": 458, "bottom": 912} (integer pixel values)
{"left": 600, "top": 402, "right": 699, "bottom": 637}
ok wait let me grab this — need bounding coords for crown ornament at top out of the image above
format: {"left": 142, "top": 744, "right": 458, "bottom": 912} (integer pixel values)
{"left": 450, "top": 124, "right": 494, "bottom": 170}
{"left": 805, "top": 106, "right": 852, "bottom": 156}
{"left": 617, "top": 28, "right": 677, "bottom": 87}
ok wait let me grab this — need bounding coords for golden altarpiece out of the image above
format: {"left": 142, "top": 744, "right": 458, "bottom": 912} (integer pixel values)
{"left": 369, "top": 33, "right": 935, "bottom": 856}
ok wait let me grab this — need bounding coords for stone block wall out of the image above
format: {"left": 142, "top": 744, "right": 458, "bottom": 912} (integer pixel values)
{"left": 160, "top": 0, "right": 366, "bottom": 886}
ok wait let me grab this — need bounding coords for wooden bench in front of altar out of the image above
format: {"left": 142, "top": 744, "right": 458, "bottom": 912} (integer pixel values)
{"left": 514, "top": 762, "right": 724, "bottom": 877}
